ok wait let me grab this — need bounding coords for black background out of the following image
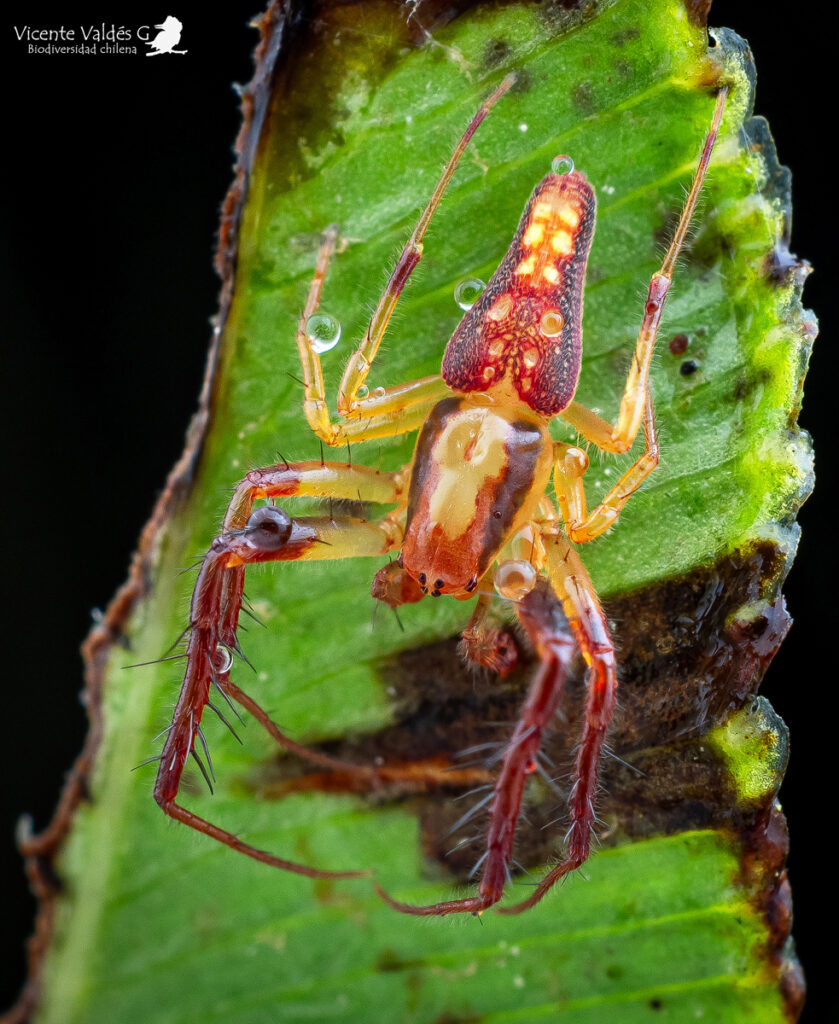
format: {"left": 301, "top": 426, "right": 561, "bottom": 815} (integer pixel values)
{"left": 2, "top": 2, "right": 833, "bottom": 1019}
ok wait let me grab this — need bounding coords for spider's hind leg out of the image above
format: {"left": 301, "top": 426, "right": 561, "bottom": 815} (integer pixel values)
{"left": 376, "top": 579, "right": 576, "bottom": 916}
{"left": 499, "top": 531, "right": 617, "bottom": 915}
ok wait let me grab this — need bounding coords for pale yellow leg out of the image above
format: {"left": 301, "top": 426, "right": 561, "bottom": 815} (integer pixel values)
{"left": 554, "top": 393, "right": 658, "bottom": 543}
{"left": 561, "top": 87, "right": 727, "bottom": 455}
{"left": 295, "top": 75, "right": 516, "bottom": 446}
{"left": 296, "top": 226, "right": 450, "bottom": 444}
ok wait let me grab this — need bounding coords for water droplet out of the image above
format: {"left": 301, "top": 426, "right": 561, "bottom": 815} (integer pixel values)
{"left": 305, "top": 313, "right": 342, "bottom": 354}
{"left": 356, "top": 384, "right": 369, "bottom": 399}
{"left": 540, "top": 310, "right": 564, "bottom": 337}
{"left": 214, "top": 644, "right": 233, "bottom": 674}
{"left": 454, "top": 277, "right": 486, "bottom": 311}
{"left": 494, "top": 560, "right": 537, "bottom": 601}
{"left": 373, "top": 386, "right": 386, "bottom": 398}
{"left": 551, "top": 154, "right": 574, "bottom": 176}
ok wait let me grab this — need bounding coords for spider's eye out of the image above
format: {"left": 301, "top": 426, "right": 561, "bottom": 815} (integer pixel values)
{"left": 245, "top": 505, "right": 293, "bottom": 550}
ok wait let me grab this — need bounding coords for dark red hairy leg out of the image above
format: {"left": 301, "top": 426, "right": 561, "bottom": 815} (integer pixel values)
{"left": 153, "top": 544, "right": 367, "bottom": 880}
{"left": 153, "top": 505, "right": 403, "bottom": 880}
{"left": 497, "top": 533, "right": 617, "bottom": 914}
{"left": 376, "top": 581, "right": 575, "bottom": 915}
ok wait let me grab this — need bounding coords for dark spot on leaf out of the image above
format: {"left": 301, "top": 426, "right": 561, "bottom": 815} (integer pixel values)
{"left": 669, "top": 333, "right": 688, "bottom": 356}
{"left": 534, "top": 0, "right": 602, "bottom": 38}
{"left": 680, "top": 359, "right": 698, "bottom": 376}
{"left": 482, "top": 38, "right": 510, "bottom": 69}
{"left": 649, "top": 997, "right": 663, "bottom": 1010}
{"left": 606, "top": 963, "right": 624, "bottom": 979}
{"left": 733, "top": 367, "right": 772, "bottom": 402}
{"left": 509, "top": 66, "right": 532, "bottom": 94}
{"left": 611, "top": 26, "right": 639, "bottom": 45}
{"left": 376, "top": 948, "right": 424, "bottom": 973}
{"left": 571, "top": 80, "right": 597, "bottom": 117}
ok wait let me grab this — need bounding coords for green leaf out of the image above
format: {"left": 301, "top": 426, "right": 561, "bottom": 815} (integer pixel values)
{"left": 34, "top": 1, "right": 812, "bottom": 1022}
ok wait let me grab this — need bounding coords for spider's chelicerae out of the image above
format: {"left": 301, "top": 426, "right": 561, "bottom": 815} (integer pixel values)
{"left": 152, "top": 75, "right": 728, "bottom": 915}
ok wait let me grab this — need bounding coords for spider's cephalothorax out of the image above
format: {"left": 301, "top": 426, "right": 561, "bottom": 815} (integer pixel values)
{"left": 151, "top": 75, "right": 729, "bottom": 915}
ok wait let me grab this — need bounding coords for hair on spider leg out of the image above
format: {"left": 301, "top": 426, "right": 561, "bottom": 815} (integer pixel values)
{"left": 189, "top": 747, "right": 214, "bottom": 794}
{"left": 240, "top": 602, "right": 267, "bottom": 630}
{"left": 211, "top": 677, "right": 246, "bottom": 726}
{"left": 485, "top": 724, "right": 538, "bottom": 768}
{"left": 151, "top": 722, "right": 175, "bottom": 743}
{"left": 444, "top": 834, "right": 481, "bottom": 858}
{"left": 122, "top": 652, "right": 189, "bottom": 670}
{"left": 452, "top": 783, "right": 494, "bottom": 802}
{"left": 534, "top": 761, "right": 566, "bottom": 800}
{"left": 176, "top": 558, "right": 206, "bottom": 576}
{"left": 535, "top": 746, "right": 558, "bottom": 770}
{"left": 510, "top": 858, "right": 535, "bottom": 880}
{"left": 206, "top": 701, "right": 243, "bottom": 744}
{"left": 162, "top": 624, "right": 192, "bottom": 656}
{"left": 132, "top": 753, "right": 165, "bottom": 770}
{"left": 229, "top": 640, "right": 257, "bottom": 673}
{"left": 453, "top": 741, "right": 505, "bottom": 761}
{"left": 195, "top": 725, "right": 216, "bottom": 783}
{"left": 445, "top": 791, "right": 495, "bottom": 838}
{"left": 602, "top": 745, "right": 646, "bottom": 778}
{"left": 468, "top": 849, "right": 490, "bottom": 879}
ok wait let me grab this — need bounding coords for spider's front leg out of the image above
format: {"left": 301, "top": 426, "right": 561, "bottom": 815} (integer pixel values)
{"left": 153, "top": 462, "right": 404, "bottom": 879}
{"left": 377, "top": 580, "right": 576, "bottom": 916}
{"left": 296, "top": 76, "right": 515, "bottom": 448}
{"left": 562, "top": 86, "right": 728, "bottom": 454}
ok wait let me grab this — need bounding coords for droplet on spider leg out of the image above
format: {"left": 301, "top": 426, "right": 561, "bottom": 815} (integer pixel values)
{"left": 214, "top": 645, "right": 234, "bottom": 674}
{"left": 244, "top": 505, "right": 292, "bottom": 552}
{"left": 305, "top": 312, "right": 342, "bottom": 353}
{"left": 245, "top": 505, "right": 293, "bottom": 550}
{"left": 454, "top": 277, "right": 486, "bottom": 311}
{"left": 356, "top": 385, "right": 369, "bottom": 399}
{"left": 551, "top": 154, "right": 574, "bottom": 175}
{"left": 494, "top": 560, "right": 537, "bottom": 601}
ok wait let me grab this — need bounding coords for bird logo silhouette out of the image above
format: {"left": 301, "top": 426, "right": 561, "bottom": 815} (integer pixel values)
{"left": 145, "top": 16, "right": 187, "bottom": 56}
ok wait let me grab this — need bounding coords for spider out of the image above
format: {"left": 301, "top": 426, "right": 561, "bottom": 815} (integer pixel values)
{"left": 151, "top": 74, "right": 728, "bottom": 916}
